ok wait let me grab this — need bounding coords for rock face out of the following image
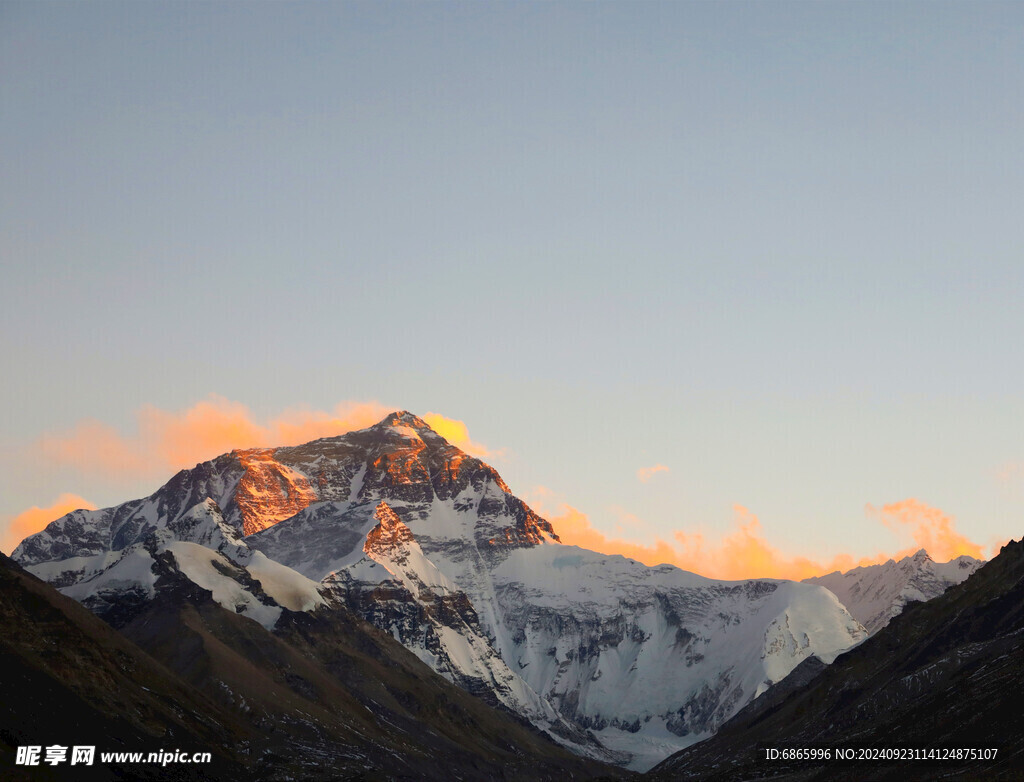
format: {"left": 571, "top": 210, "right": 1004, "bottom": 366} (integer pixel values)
{"left": 14, "top": 411, "right": 867, "bottom": 771}
{"left": 804, "top": 549, "right": 984, "bottom": 634}
{"left": 233, "top": 448, "right": 318, "bottom": 534}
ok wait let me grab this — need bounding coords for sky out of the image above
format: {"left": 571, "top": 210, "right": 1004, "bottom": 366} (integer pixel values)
{"left": 2, "top": 1, "right": 1023, "bottom": 575}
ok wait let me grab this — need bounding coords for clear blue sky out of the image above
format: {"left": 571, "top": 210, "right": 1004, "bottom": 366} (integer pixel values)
{"left": 2, "top": 1, "right": 1023, "bottom": 566}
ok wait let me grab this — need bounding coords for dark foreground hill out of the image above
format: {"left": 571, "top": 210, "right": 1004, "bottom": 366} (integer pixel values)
{"left": 0, "top": 551, "right": 246, "bottom": 781}
{"left": 648, "top": 537, "right": 1024, "bottom": 782}
{"left": 0, "top": 551, "right": 624, "bottom": 781}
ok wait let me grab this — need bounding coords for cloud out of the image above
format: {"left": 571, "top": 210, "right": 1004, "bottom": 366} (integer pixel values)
{"left": 1, "top": 493, "right": 97, "bottom": 555}
{"left": 39, "top": 419, "right": 150, "bottom": 477}
{"left": 636, "top": 464, "right": 670, "bottom": 484}
{"left": 548, "top": 502, "right": 836, "bottom": 580}
{"left": 38, "top": 397, "right": 396, "bottom": 481}
{"left": 136, "top": 398, "right": 396, "bottom": 468}
{"left": 867, "top": 499, "right": 984, "bottom": 561}
{"left": 531, "top": 489, "right": 990, "bottom": 581}
{"left": 543, "top": 502, "right": 683, "bottom": 569}
{"left": 422, "top": 412, "right": 496, "bottom": 459}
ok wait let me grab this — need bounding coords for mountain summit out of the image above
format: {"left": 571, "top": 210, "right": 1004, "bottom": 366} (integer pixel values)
{"left": 14, "top": 411, "right": 866, "bottom": 771}
{"left": 804, "top": 548, "right": 983, "bottom": 634}
{"left": 372, "top": 409, "right": 435, "bottom": 431}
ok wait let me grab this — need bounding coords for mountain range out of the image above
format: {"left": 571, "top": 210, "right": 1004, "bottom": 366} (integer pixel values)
{"left": 803, "top": 549, "right": 982, "bottom": 634}
{"left": 13, "top": 411, "right": 870, "bottom": 772}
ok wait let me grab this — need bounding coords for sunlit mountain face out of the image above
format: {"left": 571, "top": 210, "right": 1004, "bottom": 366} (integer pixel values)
{"left": 233, "top": 447, "right": 319, "bottom": 534}
{"left": 16, "top": 411, "right": 870, "bottom": 771}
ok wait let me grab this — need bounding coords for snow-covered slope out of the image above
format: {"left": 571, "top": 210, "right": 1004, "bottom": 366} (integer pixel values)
{"left": 484, "top": 545, "right": 864, "bottom": 769}
{"left": 317, "top": 501, "right": 593, "bottom": 753}
{"left": 13, "top": 462, "right": 249, "bottom": 565}
{"left": 253, "top": 502, "right": 865, "bottom": 769}
{"left": 803, "top": 549, "right": 983, "bottom": 634}
{"left": 25, "top": 501, "right": 320, "bottom": 631}
{"left": 14, "top": 411, "right": 867, "bottom": 771}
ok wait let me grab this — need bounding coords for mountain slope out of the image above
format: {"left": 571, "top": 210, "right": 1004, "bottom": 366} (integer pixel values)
{"left": 803, "top": 549, "right": 983, "bottom": 634}
{"left": 647, "top": 537, "right": 1024, "bottom": 781}
{"left": 0, "top": 551, "right": 250, "bottom": 781}
{"left": 113, "top": 561, "right": 626, "bottom": 781}
{"left": 14, "top": 411, "right": 867, "bottom": 771}
{"left": 1, "top": 550, "right": 624, "bottom": 781}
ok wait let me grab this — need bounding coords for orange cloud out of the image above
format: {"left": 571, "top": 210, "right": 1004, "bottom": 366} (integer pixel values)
{"left": 422, "top": 412, "right": 495, "bottom": 458}
{"left": 136, "top": 398, "right": 394, "bottom": 469}
{"left": 548, "top": 503, "right": 682, "bottom": 569}
{"left": 637, "top": 464, "right": 670, "bottom": 483}
{"left": 550, "top": 503, "right": 836, "bottom": 580}
{"left": 38, "top": 397, "right": 397, "bottom": 480}
{"left": 533, "top": 492, "right": 989, "bottom": 581}
{"left": 39, "top": 419, "right": 150, "bottom": 476}
{"left": 867, "top": 499, "right": 984, "bottom": 562}
{"left": 1, "top": 494, "right": 97, "bottom": 555}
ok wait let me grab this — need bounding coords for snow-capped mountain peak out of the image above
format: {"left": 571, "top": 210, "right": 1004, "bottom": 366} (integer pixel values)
{"left": 374, "top": 410, "right": 433, "bottom": 432}
{"left": 804, "top": 549, "right": 984, "bottom": 634}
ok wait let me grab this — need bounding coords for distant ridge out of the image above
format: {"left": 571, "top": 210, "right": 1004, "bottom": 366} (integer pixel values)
{"left": 649, "top": 538, "right": 1024, "bottom": 781}
{"left": 804, "top": 548, "right": 983, "bottom": 634}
